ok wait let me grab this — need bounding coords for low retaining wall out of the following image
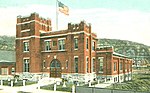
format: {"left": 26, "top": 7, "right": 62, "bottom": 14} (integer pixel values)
{"left": 76, "top": 86, "right": 148, "bottom": 93}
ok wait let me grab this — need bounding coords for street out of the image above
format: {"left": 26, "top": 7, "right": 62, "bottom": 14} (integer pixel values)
{"left": 0, "top": 84, "right": 70, "bottom": 93}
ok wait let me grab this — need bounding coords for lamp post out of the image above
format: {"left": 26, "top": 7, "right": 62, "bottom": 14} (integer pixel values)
{"left": 106, "top": 52, "right": 108, "bottom": 83}
{"left": 92, "top": 78, "right": 96, "bottom": 93}
{"left": 54, "top": 80, "right": 56, "bottom": 92}
{"left": 0, "top": 80, "right": 3, "bottom": 86}
{"left": 111, "top": 83, "right": 115, "bottom": 93}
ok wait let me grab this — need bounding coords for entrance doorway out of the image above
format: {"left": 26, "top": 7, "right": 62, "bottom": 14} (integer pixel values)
{"left": 50, "top": 59, "right": 61, "bottom": 78}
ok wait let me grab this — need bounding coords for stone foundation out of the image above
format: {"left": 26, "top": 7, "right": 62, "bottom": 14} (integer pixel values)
{"left": 61, "top": 73, "right": 96, "bottom": 83}
{"left": 15, "top": 72, "right": 133, "bottom": 84}
{"left": 15, "top": 72, "right": 49, "bottom": 81}
{"left": 0, "top": 75, "right": 14, "bottom": 80}
{"left": 97, "top": 72, "right": 132, "bottom": 83}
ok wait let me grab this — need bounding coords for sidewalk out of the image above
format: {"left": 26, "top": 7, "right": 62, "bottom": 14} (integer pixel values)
{"left": 0, "top": 84, "right": 71, "bottom": 93}
{"left": 93, "top": 83, "right": 112, "bottom": 88}
{"left": 90, "top": 81, "right": 112, "bottom": 88}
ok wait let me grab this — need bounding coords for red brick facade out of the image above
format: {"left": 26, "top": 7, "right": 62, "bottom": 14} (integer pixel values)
{"left": 16, "top": 13, "right": 132, "bottom": 82}
{"left": 16, "top": 13, "right": 97, "bottom": 79}
{"left": 96, "top": 47, "right": 133, "bottom": 83}
{"left": 0, "top": 62, "right": 15, "bottom": 75}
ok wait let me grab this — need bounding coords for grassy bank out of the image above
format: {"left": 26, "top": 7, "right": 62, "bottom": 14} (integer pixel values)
{"left": 107, "top": 73, "right": 150, "bottom": 92}
{"left": 41, "top": 82, "right": 73, "bottom": 92}
{"left": 3, "top": 80, "right": 36, "bottom": 87}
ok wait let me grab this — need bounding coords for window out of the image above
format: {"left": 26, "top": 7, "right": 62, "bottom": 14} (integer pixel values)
{"left": 42, "top": 25, "right": 45, "bottom": 30}
{"left": 128, "top": 64, "right": 130, "bottom": 70}
{"left": 86, "top": 38, "right": 88, "bottom": 49}
{"left": 86, "top": 57, "right": 89, "bottom": 73}
{"left": 50, "top": 60, "right": 60, "bottom": 68}
{"left": 1, "top": 68, "right": 8, "bottom": 75}
{"left": 92, "top": 58, "right": 95, "bottom": 72}
{"left": 11, "top": 67, "right": 15, "bottom": 74}
{"left": 50, "top": 61, "right": 55, "bottom": 67}
{"left": 119, "top": 62, "right": 123, "bottom": 71}
{"left": 120, "top": 76, "right": 123, "bottom": 80}
{"left": 23, "top": 41, "right": 29, "bottom": 52}
{"left": 43, "top": 61, "right": 46, "bottom": 69}
{"left": 45, "top": 41, "right": 51, "bottom": 51}
{"left": 58, "top": 39, "right": 65, "bottom": 50}
{"left": 66, "top": 60, "right": 68, "bottom": 69}
{"left": 114, "top": 62, "right": 117, "bottom": 71}
{"left": 74, "top": 38, "right": 78, "bottom": 49}
{"left": 52, "top": 41, "right": 57, "bottom": 47}
{"left": 125, "top": 62, "right": 127, "bottom": 71}
{"left": 21, "top": 23, "right": 30, "bottom": 30}
{"left": 56, "top": 61, "right": 60, "bottom": 67}
{"left": 99, "top": 57, "right": 104, "bottom": 73}
{"left": 23, "top": 59, "right": 29, "bottom": 72}
{"left": 74, "top": 57, "right": 78, "bottom": 73}
{"left": 92, "top": 41, "right": 95, "bottom": 51}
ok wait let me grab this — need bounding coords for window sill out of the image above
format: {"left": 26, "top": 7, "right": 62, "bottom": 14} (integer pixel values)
{"left": 120, "top": 70, "right": 123, "bottom": 72}
{"left": 45, "top": 50, "right": 52, "bottom": 52}
{"left": 74, "top": 49, "right": 78, "bottom": 51}
{"left": 92, "top": 50, "right": 95, "bottom": 52}
{"left": 113, "top": 71, "right": 117, "bottom": 73}
{"left": 23, "top": 72, "right": 30, "bottom": 73}
{"left": 23, "top": 51, "right": 29, "bottom": 53}
{"left": 21, "top": 29, "right": 30, "bottom": 32}
{"left": 58, "top": 49, "right": 66, "bottom": 51}
{"left": 98, "top": 71, "right": 103, "bottom": 74}
{"left": 41, "top": 50, "right": 66, "bottom": 52}
{"left": 1, "top": 74, "right": 8, "bottom": 75}
{"left": 92, "top": 72, "right": 96, "bottom": 74}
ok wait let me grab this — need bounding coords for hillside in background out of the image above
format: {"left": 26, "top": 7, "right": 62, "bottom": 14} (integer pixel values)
{"left": 0, "top": 35, "right": 15, "bottom": 51}
{"left": 99, "top": 38, "right": 150, "bottom": 65}
{"left": 0, "top": 36, "right": 150, "bottom": 65}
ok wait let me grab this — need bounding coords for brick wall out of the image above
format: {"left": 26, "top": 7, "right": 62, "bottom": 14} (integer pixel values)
{"left": 16, "top": 13, "right": 132, "bottom": 81}
{"left": 16, "top": 13, "right": 97, "bottom": 77}
{"left": 96, "top": 47, "right": 133, "bottom": 78}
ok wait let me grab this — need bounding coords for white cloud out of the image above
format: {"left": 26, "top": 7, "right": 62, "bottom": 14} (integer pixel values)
{"left": 0, "top": 5, "right": 150, "bottom": 46}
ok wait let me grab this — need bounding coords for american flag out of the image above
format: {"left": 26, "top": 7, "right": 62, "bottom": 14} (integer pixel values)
{"left": 58, "top": 1, "right": 69, "bottom": 15}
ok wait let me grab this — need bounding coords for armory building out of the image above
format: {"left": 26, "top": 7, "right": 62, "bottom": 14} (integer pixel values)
{"left": 16, "top": 13, "right": 132, "bottom": 83}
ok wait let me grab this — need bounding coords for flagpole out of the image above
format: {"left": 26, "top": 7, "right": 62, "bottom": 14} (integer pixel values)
{"left": 56, "top": 0, "right": 58, "bottom": 30}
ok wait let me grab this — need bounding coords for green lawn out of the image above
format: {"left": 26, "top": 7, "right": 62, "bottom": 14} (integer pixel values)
{"left": 41, "top": 82, "right": 73, "bottom": 92}
{"left": 17, "top": 91, "right": 31, "bottom": 93}
{"left": 3, "top": 80, "right": 37, "bottom": 87}
{"left": 107, "top": 73, "right": 150, "bottom": 92}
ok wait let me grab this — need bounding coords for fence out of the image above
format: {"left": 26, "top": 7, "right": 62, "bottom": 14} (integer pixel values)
{"left": 76, "top": 86, "right": 149, "bottom": 93}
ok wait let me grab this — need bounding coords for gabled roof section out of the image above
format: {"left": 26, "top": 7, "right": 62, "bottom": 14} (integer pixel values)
{"left": 113, "top": 52, "right": 132, "bottom": 59}
{"left": 96, "top": 46, "right": 114, "bottom": 53}
{"left": 0, "top": 51, "right": 16, "bottom": 62}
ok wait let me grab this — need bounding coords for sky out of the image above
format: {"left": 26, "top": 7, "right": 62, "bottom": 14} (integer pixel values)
{"left": 0, "top": 0, "right": 150, "bottom": 46}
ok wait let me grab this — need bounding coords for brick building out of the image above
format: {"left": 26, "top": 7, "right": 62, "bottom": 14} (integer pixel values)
{"left": 16, "top": 13, "right": 132, "bottom": 82}
{"left": 96, "top": 46, "right": 132, "bottom": 83}
{"left": 0, "top": 51, "right": 15, "bottom": 80}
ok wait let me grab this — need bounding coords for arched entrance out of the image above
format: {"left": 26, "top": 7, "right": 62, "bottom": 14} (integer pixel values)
{"left": 50, "top": 59, "right": 61, "bottom": 78}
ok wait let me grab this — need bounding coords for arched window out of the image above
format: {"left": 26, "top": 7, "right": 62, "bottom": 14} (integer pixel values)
{"left": 50, "top": 59, "right": 61, "bottom": 68}
{"left": 50, "top": 59, "right": 61, "bottom": 78}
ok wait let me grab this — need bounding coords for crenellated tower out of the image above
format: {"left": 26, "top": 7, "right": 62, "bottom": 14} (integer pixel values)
{"left": 16, "top": 13, "right": 52, "bottom": 74}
